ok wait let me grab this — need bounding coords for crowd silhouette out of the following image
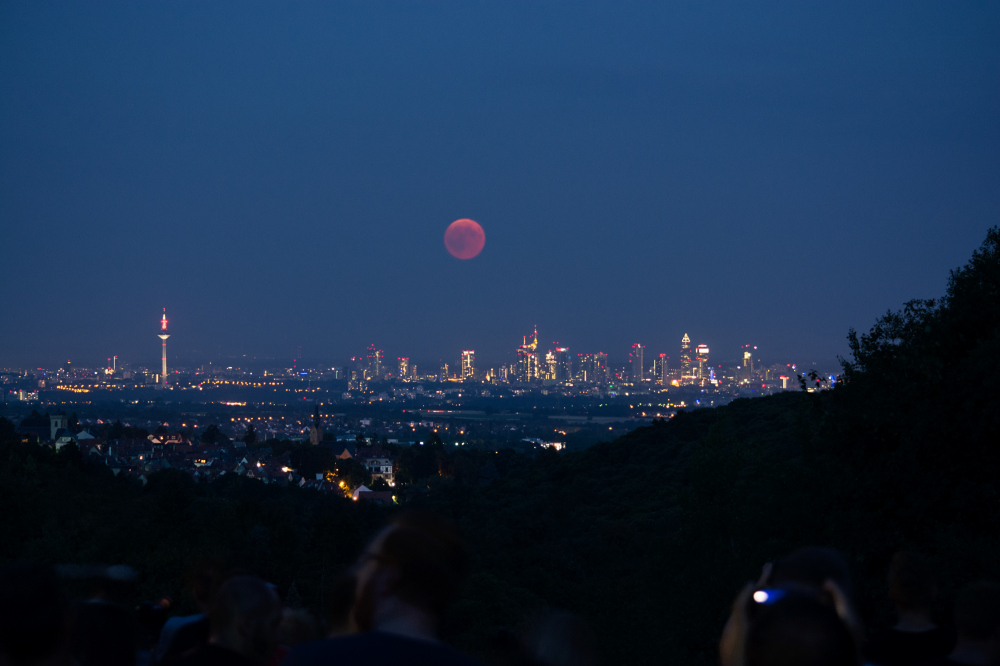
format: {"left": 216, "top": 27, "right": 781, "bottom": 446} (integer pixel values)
{"left": 1, "top": 514, "right": 998, "bottom": 666}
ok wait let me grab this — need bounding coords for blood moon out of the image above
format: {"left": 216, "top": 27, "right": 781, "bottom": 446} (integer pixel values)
{"left": 444, "top": 218, "right": 486, "bottom": 260}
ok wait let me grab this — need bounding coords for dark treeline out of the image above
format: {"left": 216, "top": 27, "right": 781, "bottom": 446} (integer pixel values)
{"left": 1, "top": 228, "right": 998, "bottom": 665}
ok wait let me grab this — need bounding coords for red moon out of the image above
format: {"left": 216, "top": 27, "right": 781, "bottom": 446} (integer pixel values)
{"left": 444, "top": 218, "right": 486, "bottom": 260}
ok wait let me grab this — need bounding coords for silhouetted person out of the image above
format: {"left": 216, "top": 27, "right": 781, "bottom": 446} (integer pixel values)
{"left": 275, "top": 608, "right": 322, "bottom": 648}
{"left": 72, "top": 565, "right": 140, "bottom": 666}
{"left": 519, "top": 610, "right": 599, "bottom": 666}
{"left": 72, "top": 599, "right": 137, "bottom": 666}
{"left": 722, "top": 548, "right": 864, "bottom": 666}
{"left": 154, "top": 562, "right": 218, "bottom": 663}
{"left": 0, "top": 562, "right": 73, "bottom": 666}
{"left": 164, "top": 575, "right": 282, "bottom": 666}
{"left": 768, "top": 546, "right": 854, "bottom": 601}
{"left": 766, "top": 546, "right": 864, "bottom": 645}
{"left": 160, "top": 563, "right": 248, "bottom": 662}
{"left": 918, "top": 581, "right": 1000, "bottom": 666}
{"left": 284, "top": 510, "right": 481, "bottom": 666}
{"left": 323, "top": 570, "right": 357, "bottom": 637}
{"left": 866, "top": 552, "right": 954, "bottom": 666}
{"left": 721, "top": 583, "right": 860, "bottom": 666}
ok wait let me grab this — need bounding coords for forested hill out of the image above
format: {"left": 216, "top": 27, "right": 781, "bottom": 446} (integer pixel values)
{"left": 427, "top": 391, "right": 830, "bottom": 664}
{"left": 1, "top": 228, "right": 997, "bottom": 666}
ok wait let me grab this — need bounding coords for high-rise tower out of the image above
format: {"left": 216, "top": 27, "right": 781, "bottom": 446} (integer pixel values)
{"left": 516, "top": 326, "right": 539, "bottom": 382}
{"left": 680, "top": 334, "right": 694, "bottom": 384}
{"left": 158, "top": 308, "right": 170, "bottom": 386}
{"left": 554, "top": 347, "right": 571, "bottom": 382}
{"left": 630, "top": 343, "right": 645, "bottom": 382}
{"left": 696, "top": 344, "right": 710, "bottom": 384}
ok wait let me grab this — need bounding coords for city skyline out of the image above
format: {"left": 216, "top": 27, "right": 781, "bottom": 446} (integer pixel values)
{"left": 4, "top": 309, "right": 820, "bottom": 385}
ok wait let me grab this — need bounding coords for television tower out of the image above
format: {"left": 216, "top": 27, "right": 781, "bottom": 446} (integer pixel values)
{"left": 158, "top": 308, "right": 170, "bottom": 386}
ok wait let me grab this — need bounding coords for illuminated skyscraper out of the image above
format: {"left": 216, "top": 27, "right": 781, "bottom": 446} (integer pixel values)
{"left": 554, "top": 347, "right": 572, "bottom": 382}
{"left": 741, "top": 345, "right": 756, "bottom": 380}
{"left": 696, "top": 344, "right": 710, "bottom": 384}
{"left": 680, "top": 334, "right": 693, "bottom": 376}
{"left": 157, "top": 309, "right": 170, "bottom": 386}
{"left": 544, "top": 351, "right": 556, "bottom": 380}
{"left": 594, "top": 352, "right": 609, "bottom": 383}
{"left": 366, "top": 345, "right": 384, "bottom": 379}
{"left": 461, "top": 350, "right": 475, "bottom": 380}
{"left": 630, "top": 343, "right": 645, "bottom": 381}
{"left": 516, "top": 326, "right": 539, "bottom": 382}
{"left": 398, "top": 357, "right": 409, "bottom": 379}
{"left": 658, "top": 353, "right": 669, "bottom": 386}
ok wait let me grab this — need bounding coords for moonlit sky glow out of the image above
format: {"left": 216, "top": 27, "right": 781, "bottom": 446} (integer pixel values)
{"left": 1, "top": 2, "right": 998, "bottom": 369}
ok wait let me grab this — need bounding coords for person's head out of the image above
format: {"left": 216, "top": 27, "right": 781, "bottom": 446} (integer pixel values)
{"left": 352, "top": 510, "right": 467, "bottom": 633}
{"left": 520, "top": 610, "right": 599, "bottom": 666}
{"left": 184, "top": 557, "right": 236, "bottom": 614}
{"left": 887, "top": 551, "right": 936, "bottom": 613}
{"left": 769, "top": 547, "right": 853, "bottom": 602}
{"left": 743, "top": 587, "right": 860, "bottom": 666}
{"left": 275, "top": 608, "right": 322, "bottom": 647}
{"left": 0, "top": 563, "right": 71, "bottom": 666}
{"left": 953, "top": 581, "right": 1000, "bottom": 643}
{"left": 325, "top": 570, "right": 357, "bottom": 636}
{"left": 208, "top": 576, "right": 282, "bottom": 663}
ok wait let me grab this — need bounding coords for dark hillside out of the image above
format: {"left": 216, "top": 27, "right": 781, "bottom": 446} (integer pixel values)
{"left": 422, "top": 391, "right": 831, "bottom": 664}
{"left": 0, "top": 421, "right": 386, "bottom": 616}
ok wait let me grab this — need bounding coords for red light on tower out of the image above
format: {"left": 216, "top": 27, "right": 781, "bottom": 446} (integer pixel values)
{"left": 158, "top": 308, "right": 170, "bottom": 387}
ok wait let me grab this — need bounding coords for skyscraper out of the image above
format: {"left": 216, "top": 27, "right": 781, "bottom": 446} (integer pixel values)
{"left": 366, "top": 344, "right": 383, "bottom": 379}
{"left": 516, "top": 326, "right": 539, "bottom": 382}
{"left": 543, "top": 350, "right": 556, "bottom": 380}
{"left": 594, "top": 352, "right": 609, "bottom": 383}
{"left": 461, "top": 350, "right": 475, "bottom": 380}
{"left": 630, "top": 343, "right": 645, "bottom": 382}
{"left": 741, "top": 345, "right": 756, "bottom": 381}
{"left": 696, "top": 344, "right": 710, "bottom": 383}
{"left": 554, "top": 347, "right": 572, "bottom": 382}
{"left": 658, "top": 353, "right": 669, "bottom": 386}
{"left": 398, "top": 357, "right": 409, "bottom": 379}
{"left": 680, "top": 334, "right": 695, "bottom": 384}
{"left": 157, "top": 309, "right": 170, "bottom": 386}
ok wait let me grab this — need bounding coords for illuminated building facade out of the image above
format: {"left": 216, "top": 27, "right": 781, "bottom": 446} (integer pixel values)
{"left": 658, "top": 353, "right": 669, "bottom": 386}
{"left": 576, "top": 352, "right": 609, "bottom": 383}
{"left": 680, "top": 334, "right": 697, "bottom": 385}
{"left": 630, "top": 343, "right": 645, "bottom": 382}
{"left": 544, "top": 351, "right": 556, "bottom": 380}
{"left": 594, "top": 352, "right": 609, "bottom": 383}
{"left": 366, "top": 345, "right": 384, "bottom": 379}
{"left": 554, "top": 347, "right": 572, "bottom": 382}
{"left": 398, "top": 357, "right": 409, "bottom": 379}
{"left": 461, "top": 350, "right": 475, "bottom": 379}
{"left": 157, "top": 309, "right": 170, "bottom": 387}
{"left": 741, "top": 345, "right": 757, "bottom": 382}
{"left": 516, "top": 326, "right": 539, "bottom": 382}
{"left": 696, "top": 344, "right": 710, "bottom": 384}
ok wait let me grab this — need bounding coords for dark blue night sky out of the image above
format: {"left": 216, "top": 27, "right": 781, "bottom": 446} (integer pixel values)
{"left": 2, "top": 2, "right": 998, "bottom": 370}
